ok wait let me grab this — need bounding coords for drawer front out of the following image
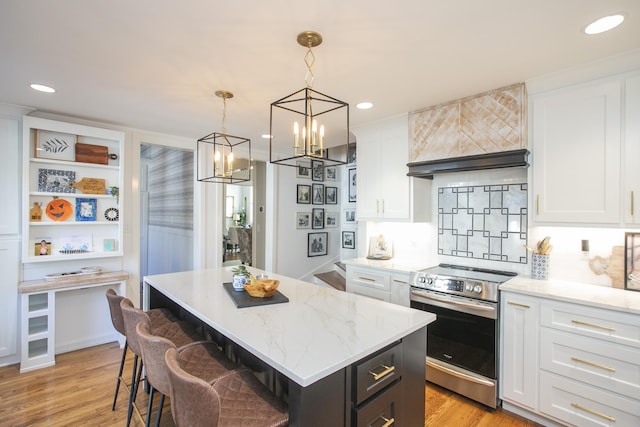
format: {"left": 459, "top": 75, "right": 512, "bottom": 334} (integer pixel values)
{"left": 540, "top": 301, "right": 640, "bottom": 349}
{"left": 347, "top": 267, "right": 391, "bottom": 292}
{"left": 540, "top": 328, "right": 640, "bottom": 400}
{"left": 355, "top": 342, "right": 402, "bottom": 405}
{"left": 353, "top": 380, "right": 401, "bottom": 427}
{"left": 540, "top": 371, "right": 640, "bottom": 427}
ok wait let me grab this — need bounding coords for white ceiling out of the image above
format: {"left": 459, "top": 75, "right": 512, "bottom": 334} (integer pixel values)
{"left": 2, "top": 0, "right": 639, "bottom": 159}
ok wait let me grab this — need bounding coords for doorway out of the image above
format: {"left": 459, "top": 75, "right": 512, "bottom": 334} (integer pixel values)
{"left": 140, "top": 144, "right": 194, "bottom": 277}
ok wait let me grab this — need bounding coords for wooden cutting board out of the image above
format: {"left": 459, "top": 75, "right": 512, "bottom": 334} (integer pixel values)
{"left": 75, "top": 142, "right": 108, "bottom": 165}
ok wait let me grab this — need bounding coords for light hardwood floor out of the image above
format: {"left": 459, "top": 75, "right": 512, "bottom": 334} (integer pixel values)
{"left": 0, "top": 342, "right": 539, "bottom": 426}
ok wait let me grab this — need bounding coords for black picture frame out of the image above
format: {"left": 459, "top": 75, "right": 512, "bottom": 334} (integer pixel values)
{"left": 297, "top": 184, "right": 311, "bottom": 204}
{"left": 308, "top": 232, "right": 328, "bottom": 257}
{"left": 325, "top": 186, "right": 337, "bottom": 204}
{"left": 312, "top": 183, "right": 324, "bottom": 204}
{"left": 342, "top": 231, "right": 355, "bottom": 249}
{"left": 312, "top": 208, "right": 324, "bottom": 229}
{"left": 296, "top": 160, "right": 311, "bottom": 179}
{"left": 311, "top": 159, "right": 324, "bottom": 182}
{"left": 348, "top": 168, "right": 356, "bottom": 202}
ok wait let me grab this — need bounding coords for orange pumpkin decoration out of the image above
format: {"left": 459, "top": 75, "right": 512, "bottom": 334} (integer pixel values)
{"left": 46, "top": 198, "right": 73, "bottom": 221}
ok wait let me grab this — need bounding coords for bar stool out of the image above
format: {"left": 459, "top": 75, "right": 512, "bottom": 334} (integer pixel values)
{"left": 165, "top": 347, "right": 289, "bottom": 427}
{"left": 136, "top": 322, "right": 239, "bottom": 426}
{"left": 120, "top": 298, "right": 203, "bottom": 427}
{"left": 104, "top": 288, "right": 178, "bottom": 411}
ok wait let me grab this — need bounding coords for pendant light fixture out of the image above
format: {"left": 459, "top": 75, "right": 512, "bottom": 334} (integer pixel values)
{"left": 197, "top": 90, "right": 251, "bottom": 184}
{"left": 269, "top": 31, "right": 351, "bottom": 167}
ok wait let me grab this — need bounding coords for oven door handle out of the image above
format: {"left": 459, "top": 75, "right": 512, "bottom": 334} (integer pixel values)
{"left": 427, "top": 360, "right": 495, "bottom": 387}
{"left": 410, "top": 290, "right": 496, "bottom": 312}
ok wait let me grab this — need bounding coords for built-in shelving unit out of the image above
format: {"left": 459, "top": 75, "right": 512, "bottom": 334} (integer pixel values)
{"left": 21, "top": 116, "right": 125, "bottom": 263}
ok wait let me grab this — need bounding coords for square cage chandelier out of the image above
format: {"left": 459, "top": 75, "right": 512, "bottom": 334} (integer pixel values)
{"left": 270, "top": 31, "right": 351, "bottom": 167}
{"left": 197, "top": 90, "right": 251, "bottom": 184}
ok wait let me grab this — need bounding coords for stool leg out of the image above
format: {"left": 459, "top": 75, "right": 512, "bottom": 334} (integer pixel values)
{"left": 154, "top": 394, "right": 165, "bottom": 427}
{"left": 111, "top": 340, "right": 128, "bottom": 411}
{"left": 126, "top": 355, "right": 143, "bottom": 427}
{"left": 145, "top": 386, "right": 155, "bottom": 427}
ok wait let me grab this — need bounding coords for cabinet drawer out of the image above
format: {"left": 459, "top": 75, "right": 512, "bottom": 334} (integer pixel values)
{"left": 540, "top": 302, "right": 640, "bottom": 349}
{"left": 353, "top": 380, "right": 400, "bottom": 427}
{"left": 540, "top": 372, "right": 640, "bottom": 427}
{"left": 354, "top": 342, "right": 402, "bottom": 405}
{"left": 540, "top": 328, "right": 640, "bottom": 400}
{"left": 347, "top": 267, "right": 391, "bottom": 292}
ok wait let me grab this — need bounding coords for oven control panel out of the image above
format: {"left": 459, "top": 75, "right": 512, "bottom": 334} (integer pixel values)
{"left": 410, "top": 272, "right": 499, "bottom": 302}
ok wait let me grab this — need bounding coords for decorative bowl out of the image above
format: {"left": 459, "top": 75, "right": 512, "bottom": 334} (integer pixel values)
{"left": 244, "top": 279, "right": 280, "bottom": 298}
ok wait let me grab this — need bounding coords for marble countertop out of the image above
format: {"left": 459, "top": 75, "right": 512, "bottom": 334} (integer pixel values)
{"left": 342, "top": 257, "right": 432, "bottom": 274}
{"left": 143, "top": 266, "right": 435, "bottom": 387}
{"left": 500, "top": 276, "right": 640, "bottom": 315}
{"left": 19, "top": 270, "right": 130, "bottom": 293}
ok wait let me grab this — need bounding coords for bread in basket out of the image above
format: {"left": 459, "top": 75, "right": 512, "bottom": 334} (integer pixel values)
{"left": 244, "top": 278, "right": 280, "bottom": 298}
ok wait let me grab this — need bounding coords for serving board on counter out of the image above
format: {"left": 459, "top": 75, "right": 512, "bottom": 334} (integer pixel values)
{"left": 222, "top": 282, "right": 289, "bottom": 308}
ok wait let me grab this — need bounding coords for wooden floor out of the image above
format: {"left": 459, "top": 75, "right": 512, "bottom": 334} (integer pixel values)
{"left": 0, "top": 342, "right": 539, "bottom": 426}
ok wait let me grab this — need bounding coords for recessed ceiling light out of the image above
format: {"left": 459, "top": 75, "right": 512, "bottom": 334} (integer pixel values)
{"left": 356, "top": 102, "right": 373, "bottom": 110}
{"left": 30, "top": 83, "right": 56, "bottom": 93}
{"left": 584, "top": 14, "right": 624, "bottom": 35}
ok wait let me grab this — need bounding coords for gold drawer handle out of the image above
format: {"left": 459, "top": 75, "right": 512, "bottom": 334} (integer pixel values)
{"left": 375, "top": 416, "right": 394, "bottom": 427}
{"left": 571, "top": 403, "right": 616, "bottom": 422}
{"left": 369, "top": 364, "right": 395, "bottom": 381}
{"left": 358, "top": 276, "right": 376, "bottom": 282}
{"left": 571, "top": 319, "right": 615, "bottom": 332}
{"left": 571, "top": 357, "right": 616, "bottom": 372}
{"left": 507, "top": 301, "right": 530, "bottom": 309}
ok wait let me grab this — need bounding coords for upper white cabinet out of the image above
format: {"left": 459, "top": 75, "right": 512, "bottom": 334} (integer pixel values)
{"left": 0, "top": 115, "right": 21, "bottom": 235}
{"left": 531, "top": 77, "right": 622, "bottom": 224}
{"left": 21, "top": 117, "right": 125, "bottom": 263}
{"left": 624, "top": 75, "right": 640, "bottom": 225}
{"left": 354, "top": 114, "right": 431, "bottom": 222}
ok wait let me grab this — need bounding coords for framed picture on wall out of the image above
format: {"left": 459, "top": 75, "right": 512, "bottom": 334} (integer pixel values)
{"left": 312, "top": 183, "right": 324, "bottom": 204}
{"left": 342, "top": 231, "right": 355, "bottom": 249}
{"left": 312, "top": 208, "right": 324, "bottom": 229}
{"left": 311, "top": 159, "right": 324, "bottom": 182}
{"left": 344, "top": 209, "right": 356, "bottom": 224}
{"left": 35, "top": 130, "right": 76, "bottom": 161}
{"left": 348, "top": 168, "right": 356, "bottom": 202}
{"left": 296, "top": 212, "right": 311, "bottom": 229}
{"left": 325, "top": 186, "right": 337, "bottom": 204}
{"left": 325, "top": 212, "right": 338, "bottom": 228}
{"left": 296, "top": 160, "right": 311, "bottom": 179}
{"left": 325, "top": 166, "right": 338, "bottom": 181}
{"left": 297, "top": 184, "right": 311, "bottom": 204}
{"left": 308, "top": 232, "right": 328, "bottom": 257}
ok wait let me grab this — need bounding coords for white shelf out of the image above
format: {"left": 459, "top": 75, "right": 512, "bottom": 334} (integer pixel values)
{"left": 23, "top": 252, "right": 123, "bottom": 263}
{"left": 30, "top": 157, "right": 119, "bottom": 170}
{"left": 29, "top": 191, "right": 115, "bottom": 199}
{"left": 29, "top": 221, "right": 118, "bottom": 226}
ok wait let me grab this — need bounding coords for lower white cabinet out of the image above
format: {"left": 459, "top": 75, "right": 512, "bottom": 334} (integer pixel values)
{"left": 346, "top": 265, "right": 410, "bottom": 307}
{"left": 500, "top": 291, "right": 640, "bottom": 426}
{"left": 19, "top": 274, "right": 127, "bottom": 372}
{"left": 0, "top": 240, "right": 19, "bottom": 360}
{"left": 500, "top": 293, "right": 539, "bottom": 410}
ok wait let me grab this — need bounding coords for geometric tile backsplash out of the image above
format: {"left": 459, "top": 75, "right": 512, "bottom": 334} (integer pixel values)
{"left": 438, "top": 183, "right": 528, "bottom": 264}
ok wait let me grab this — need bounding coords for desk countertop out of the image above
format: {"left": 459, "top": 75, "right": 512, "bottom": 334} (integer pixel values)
{"left": 144, "top": 266, "right": 435, "bottom": 387}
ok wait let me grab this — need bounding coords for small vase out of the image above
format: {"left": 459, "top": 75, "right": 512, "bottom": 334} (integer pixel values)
{"left": 531, "top": 254, "right": 549, "bottom": 280}
{"left": 232, "top": 274, "right": 248, "bottom": 291}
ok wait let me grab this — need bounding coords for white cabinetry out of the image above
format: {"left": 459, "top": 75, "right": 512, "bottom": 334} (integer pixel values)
{"left": 346, "top": 265, "right": 410, "bottom": 307}
{"left": 499, "top": 293, "right": 539, "bottom": 410}
{"left": 500, "top": 292, "right": 640, "bottom": 426}
{"left": 0, "top": 115, "right": 20, "bottom": 235}
{"left": 354, "top": 114, "right": 431, "bottom": 222}
{"left": 0, "top": 240, "right": 19, "bottom": 359}
{"left": 21, "top": 116, "right": 125, "bottom": 263}
{"left": 531, "top": 77, "right": 621, "bottom": 223}
{"left": 624, "top": 74, "right": 640, "bottom": 225}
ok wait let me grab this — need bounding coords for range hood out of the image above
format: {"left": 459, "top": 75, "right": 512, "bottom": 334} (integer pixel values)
{"left": 407, "top": 149, "right": 530, "bottom": 179}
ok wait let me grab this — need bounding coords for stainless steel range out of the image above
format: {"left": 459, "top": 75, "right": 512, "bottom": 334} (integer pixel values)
{"left": 409, "top": 263, "right": 516, "bottom": 408}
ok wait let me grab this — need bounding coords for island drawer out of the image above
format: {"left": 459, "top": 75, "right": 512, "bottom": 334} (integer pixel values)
{"left": 354, "top": 341, "right": 402, "bottom": 405}
{"left": 347, "top": 267, "right": 391, "bottom": 292}
{"left": 352, "top": 380, "right": 400, "bottom": 427}
{"left": 540, "top": 301, "right": 640, "bottom": 349}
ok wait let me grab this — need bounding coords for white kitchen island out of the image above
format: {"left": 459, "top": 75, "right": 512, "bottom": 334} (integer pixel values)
{"left": 143, "top": 266, "right": 435, "bottom": 426}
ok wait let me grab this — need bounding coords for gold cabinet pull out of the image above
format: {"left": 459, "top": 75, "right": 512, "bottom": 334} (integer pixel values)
{"left": 358, "top": 276, "right": 376, "bottom": 282}
{"left": 369, "top": 364, "right": 395, "bottom": 381}
{"left": 376, "top": 416, "right": 395, "bottom": 427}
{"left": 536, "top": 194, "right": 540, "bottom": 215}
{"left": 571, "top": 319, "right": 615, "bottom": 332}
{"left": 571, "top": 403, "right": 616, "bottom": 422}
{"left": 632, "top": 191, "right": 635, "bottom": 216}
{"left": 571, "top": 357, "right": 616, "bottom": 372}
{"left": 507, "top": 301, "right": 530, "bottom": 309}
